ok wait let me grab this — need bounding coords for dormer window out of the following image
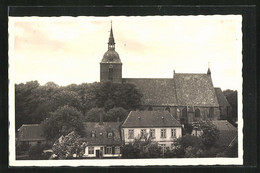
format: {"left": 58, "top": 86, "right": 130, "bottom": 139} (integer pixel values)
{"left": 108, "top": 132, "right": 113, "bottom": 138}
{"left": 91, "top": 131, "right": 96, "bottom": 137}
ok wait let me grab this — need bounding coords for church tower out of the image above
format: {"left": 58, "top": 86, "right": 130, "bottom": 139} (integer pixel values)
{"left": 100, "top": 22, "right": 122, "bottom": 83}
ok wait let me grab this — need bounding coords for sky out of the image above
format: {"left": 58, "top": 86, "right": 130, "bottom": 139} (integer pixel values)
{"left": 9, "top": 15, "right": 242, "bottom": 90}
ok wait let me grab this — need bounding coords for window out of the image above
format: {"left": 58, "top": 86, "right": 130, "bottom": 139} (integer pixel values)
{"left": 88, "top": 147, "right": 94, "bottom": 154}
{"left": 160, "top": 144, "right": 166, "bottom": 152}
{"left": 140, "top": 129, "right": 146, "bottom": 138}
{"left": 150, "top": 129, "right": 155, "bottom": 138}
{"left": 115, "top": 146, "right": 120, "bottom": 154}
{"left": 171, "top": 129, "right": 176, "bottom": 138}
{"left": 209, "top": 107, "right": 214, "bottom": 118}
{"left": 91, "top": 131, "right": 95, "bottom": 137}
{"left": 195, "top": 109, "right": 200, "bottom": 118}
{"left": 128, "top": 129, "right": 134, "bottom": 139}
{"left": 108, "top": 66, "right": 113, "bottom": 81}
{"left": 165, "top": 107, "right": 170, "bottom": 113}
{"left": 108, "top": 132, "right": 113, "bottom": 138}
{"left": 105, "top": 147, "right": 112, "bottom": 154}
{"left": 161, "top": 129, "right": 166, "bottom": 138}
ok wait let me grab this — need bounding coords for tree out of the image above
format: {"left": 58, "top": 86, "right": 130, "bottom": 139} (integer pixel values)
{"left": 28, "top": 144, "right": 45, "bottom": 160}
{"left": 94, "top": 82, "right": 143, "bottom": 111}
{"left": 41, "top": 105, "right": 85, "bottom": 141}
{"left": 173, "top": 134, "right": 204, "bottom": 158}
{"left": 199, "top": 121, "right": 219, "bottom": 148}
{"left": 223, "top": 89, "right": 238, "bottom": 122}
{"left": 122, "top": 136, "right": 162, "bottom": 158}
{"left": 85, "top": 108, "right": 106, "bottom": 122}
{"left": 52, "top": 131, "right": 87, "bottom": 159}
{"left": 105, "top": 107, "right": 129, "bottom": 122}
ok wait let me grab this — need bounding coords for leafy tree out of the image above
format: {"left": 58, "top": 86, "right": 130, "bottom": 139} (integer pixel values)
{"left": 41, "top": 105, "right": 85, "bottom": 141}
{"left": 85, "top": 108, "right": 106, "bottom": 122}
{"left": 173, "top": 134, "right": 204, "bottom": 158}
{"left": 15, "top": 81, "right": 40, "bottom": 129}
{"left": 122, "top": 136, "right": 162, "bottom": 158}
{"left": 223, "top": 89, "right": 238, "bottom": 122}
{"left": 28, "top": 144, "right": 45, "bottom": 160}
{"left": 94, "top": 82, "right": 143, "bottom": 111}
{"left": 199, "top": 121, "right": 219, "bottom": 148}
{"left": 52, "top": 131, "right": 87, "bottom": 159}
{"left": 105, "top": 107, "right": 129, "bottom": 122}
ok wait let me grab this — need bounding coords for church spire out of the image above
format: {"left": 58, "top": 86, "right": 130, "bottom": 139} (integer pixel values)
{"left": 207, "top": 62, "right": 211, "bottom": 75}
{"left": 108, "top": 21, "right": 115, "bottom": 50}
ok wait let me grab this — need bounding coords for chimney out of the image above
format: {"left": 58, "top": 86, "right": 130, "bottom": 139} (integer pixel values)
{"left": 173, "top": 70, "right": 175, "bottom": 78}
{"left": 99, "top": 113, "right": 103, "bottom": 125}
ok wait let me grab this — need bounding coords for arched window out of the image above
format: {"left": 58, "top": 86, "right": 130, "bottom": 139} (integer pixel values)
{"left": 209, "top": 107, "right": 214, "bottom": 118}
{"left": 165, "top": 107, "right": 170, "bottom": 113}
{"left": 182, "top": 107, "right": 187, "bottom": 118}
{"left": 195, "top": 109, "right": 200, "bottom": 118}
{"left": 108, "top": 65, "right": 113, "bottom": 81}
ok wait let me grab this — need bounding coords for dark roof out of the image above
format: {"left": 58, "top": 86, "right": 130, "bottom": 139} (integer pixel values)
{"left": 102, "top": 50, "right": 121, "bottom": 63}
{"left": 212, "top": 120, "right": 237, "bottom": 146}
{"left": 17, "top": 124, "right": 46, "bottom": 141}
{"left": 83, "top": 122, "right": 121, "bottom": 146}
{"left": 122, "top": 110, "right": 182, "bottom": 128}
{"left": 122, "top": 78, "right": 177, "bottom": 106}
{"left": 214, "top": 88, "right": 231, "bottom": 107}
{"left": 174, "top": 73, "right": 219, "bottom": 106}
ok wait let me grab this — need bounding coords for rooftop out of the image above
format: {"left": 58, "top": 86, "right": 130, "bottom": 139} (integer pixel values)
{"left": 122, "top": 110, "right": 182, "bottom": 128}
{"left": 82, "top": 122, "right": 122, "bottom": 146}
{"left": 17, "top": 124, "right": 46, "bottom": 141}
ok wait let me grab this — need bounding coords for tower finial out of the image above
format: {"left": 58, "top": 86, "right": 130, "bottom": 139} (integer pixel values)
{"left": 207, "top": 62, "right": 211, "bottom": 75}
{"left": 108, "top": 21, "right": 115, "bottom": 50}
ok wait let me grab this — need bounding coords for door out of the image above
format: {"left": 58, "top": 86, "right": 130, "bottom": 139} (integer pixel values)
{"left": 96, "top": 150, "right": 100, "bottom": 158}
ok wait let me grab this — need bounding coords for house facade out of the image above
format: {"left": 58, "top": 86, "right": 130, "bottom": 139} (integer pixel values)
{"left": 82, "top": 121, "right": 122, "bottom": 158}
{"left": 100, "top": 23, "right": 231, "bottom": 125}
{"left": 121, "top": 111, "right": 182, "bottom": 149}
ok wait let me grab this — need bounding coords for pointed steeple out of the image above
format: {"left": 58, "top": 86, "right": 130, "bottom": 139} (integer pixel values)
{"left": 207, "top": 62, "right": 211, "bottom": 75}
{"left": 108, "top": 21, "right": 115, "bottom": 50}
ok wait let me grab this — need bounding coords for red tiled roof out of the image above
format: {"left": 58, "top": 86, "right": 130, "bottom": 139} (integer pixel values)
{"left": 122, "top": 110, "right": 182, "bottom": 128}
{"left": 17, "top": 124, "right": 46, "bottom": 141}
{"left": 122, "top": 78, "right": 177, "bottom": 106}
{"left": 174, "top": 73, "right": 219, "bottom": 106}
{"left": 214, "top": 88, "right": 231, "bottom": 107}
{"left": 83, "top": 122, "right": 122, "bottom": 146}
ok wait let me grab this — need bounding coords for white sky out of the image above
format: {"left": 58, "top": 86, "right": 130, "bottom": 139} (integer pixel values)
{"left": 9, "top": 16, "right": 242, "bottom": 90}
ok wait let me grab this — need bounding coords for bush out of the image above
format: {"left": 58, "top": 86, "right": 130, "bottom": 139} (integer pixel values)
{"left": 28, "top": 144, "right": 45, "bottom": 160}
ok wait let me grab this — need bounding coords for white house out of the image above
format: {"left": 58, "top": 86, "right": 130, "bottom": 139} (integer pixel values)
{"left": 121, "top": 110, "right": 182, "bottom": 150}
{"left": 82, "top": 121, "right": 122, "bottom": 158}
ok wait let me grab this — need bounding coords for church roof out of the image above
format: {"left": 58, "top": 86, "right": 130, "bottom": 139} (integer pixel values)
{"left": 82, "top": 122, "right": 122, "bottom": 146}
{"left": 122, "top": 110, "right": 182, "bottom": 128}
{"left": 122, "top": 78, "right": 177, "bottom": 106}
{"left": 174, "top": 73, "right": 219, "bottom": 107}
{"left": 214, "top": 88, "right": 231, "bottom": 107}
{"left": 102, "top": 50, "right": 121, "bottom": 63}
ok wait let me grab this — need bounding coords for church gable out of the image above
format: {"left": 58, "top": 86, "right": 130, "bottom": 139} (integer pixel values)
{"left": 122, "top": 78, "right": 178, "bottom": 106}
{"left": 174, "top": 73, "right": 219, "bottom": 107}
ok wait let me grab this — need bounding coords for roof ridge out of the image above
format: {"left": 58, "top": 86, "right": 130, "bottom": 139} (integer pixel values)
{"left": 123, "top": 78, "right": 173, "bottom": 80}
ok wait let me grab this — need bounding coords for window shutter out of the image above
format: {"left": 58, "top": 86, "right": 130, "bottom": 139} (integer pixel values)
{"left": 104, "top": 147, "right": 107, "bottom": 154}
{"left": 112, "top": 146, "right": 115, "bottom": 154}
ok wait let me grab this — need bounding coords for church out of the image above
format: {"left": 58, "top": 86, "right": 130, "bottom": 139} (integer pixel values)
{"left": 100, "top": 23, "right": 231, "bottom": 124}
